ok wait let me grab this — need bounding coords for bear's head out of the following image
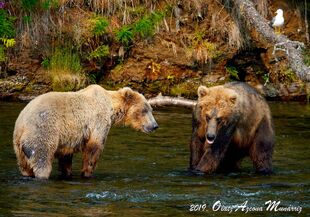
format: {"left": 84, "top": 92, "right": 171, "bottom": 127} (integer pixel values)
{"left": 120, "top": 87, "right": 158, "bottom": 133}
{"left": 196, "top": 85, "right": 238, "bottom": 145}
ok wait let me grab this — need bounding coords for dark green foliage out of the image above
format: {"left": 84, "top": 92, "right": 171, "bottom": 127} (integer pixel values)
{"left": 0, "top": 9, "right": 16, "bottom": 38}
{"left": 88, "top": 45, "right": 109, "bottom": 60}
{"left": 115, "top": 26, "right": 134, "bottom": 46}
{"left": 41, "top": 58, "right": 50, "bottom": 69}
{"left": 41, "top": 0, "right": 59, "bottom": 10}
{"left": 133, "top": 11, "right": 164, "bottom": 39}
{"left": 22, "top": 15, "right": 31, "bottom": 24}
{"left": 226, "top": 66, "right": 239, "bottom": 80}
{"left": 92, "top": 17, "right": 109, "bottom": 36}
{"left": 21, "top": 0, "right": 39, "bottom": 11}
{"left": 134, "top": 17, "right": 154, "bottom": 38}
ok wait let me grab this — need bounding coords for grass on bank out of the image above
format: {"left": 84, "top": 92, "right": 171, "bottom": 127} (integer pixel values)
{"left": 47, "top": 48, "right": 86, "bottom": 91}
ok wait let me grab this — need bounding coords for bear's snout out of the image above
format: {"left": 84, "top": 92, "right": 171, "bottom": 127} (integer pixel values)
{"left": 143, "top": 122, "right": 159, "bottom": 132}
{"left": 206, "top": 133, "right": 216, "bottom": 144}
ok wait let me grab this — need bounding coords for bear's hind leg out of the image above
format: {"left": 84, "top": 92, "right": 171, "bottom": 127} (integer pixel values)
{"left": 81, "top": 142, "right": 103, "bottom": 178}
{"left": 250, "top": 117, "right": 275, "bottom": 175}
{"left": 58, "top": 154, "right": 73, "bottom": 179}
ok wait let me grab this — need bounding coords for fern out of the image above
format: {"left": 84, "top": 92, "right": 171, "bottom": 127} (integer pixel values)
{"left": 88, "top": 45, "right": 109, "bottom": 60}
{"left": 134, "top": 17, "right": 154, "bottom": 38}
{"left": 91, "top": 16, "right": 109, "bottom": 37}
{"left": 0, "top": 38, "right": 16, "bottom": 47}
{"left": 0, "top": 9, "right": 16, "bottom": 38}
{"left": 133, "top": 11, "right": 164, "bottom": 39}
{"left": 115, "top": 26, "right": 134, "bottom": 46}
{"left": 226, "top": 66, "right": 239, "bottom": 80}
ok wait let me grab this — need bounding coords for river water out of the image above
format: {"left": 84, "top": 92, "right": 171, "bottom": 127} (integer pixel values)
{"left": 0, "top": 102, "right": 309, "bottom": 216}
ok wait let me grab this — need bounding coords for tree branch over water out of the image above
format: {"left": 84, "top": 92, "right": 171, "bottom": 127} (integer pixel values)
{"left": 148, "top": 93, "right": 196, "bottom": 109}
{"left": 222, "top": 0, "right": 310, "bottom": 81}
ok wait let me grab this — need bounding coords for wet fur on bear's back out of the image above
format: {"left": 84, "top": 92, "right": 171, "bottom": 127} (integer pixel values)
{"left": 190, "top": 82, "right": 275, "bottom": 174}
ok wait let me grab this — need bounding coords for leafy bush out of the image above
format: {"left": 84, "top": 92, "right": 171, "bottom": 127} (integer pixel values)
{"left": 41, "top": 58, "right": 50, "bottom": 68}
{"left": 0, "top": 9, "right": 15, "bottom": 38}
{"left": 226, "top": 66, "right": 239, "bottom": 80}
{"left": 133, "top": 11, "right": 164, "bottom": 39}
{"left": 21, "top": 0, "right": 39, "bottom": 11}
{"left": 115, "top": 26, "right": 134, "bottom": 46}
{"left": 88, "top": 45, "right": 109, "bottom": 60}
{"left": 91, "top": 16, "right": 109, "bottom": 37}
{"left": 134, "top": 17, "right": 154, "bottom": 38}
{"left": 41, "top": 0, "right": 59, "bottom": 10}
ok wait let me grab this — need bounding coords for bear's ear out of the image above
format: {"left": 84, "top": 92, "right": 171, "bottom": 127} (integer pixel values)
{"left": 198, "top": 86, "right": 209, "bottom": 99}
{"left": 229, "top": 93, "right": 237, "bottom": 104}
{"left": 122, "top": 87, "right": 135, "bottom": 102}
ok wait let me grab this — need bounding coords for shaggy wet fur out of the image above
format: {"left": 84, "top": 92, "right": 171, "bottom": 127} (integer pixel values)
{"left": 13, "top": 85, "right": 158, "bottom": 179}
{"left": 190, "top": 82, "right": 275, "bottom": 174}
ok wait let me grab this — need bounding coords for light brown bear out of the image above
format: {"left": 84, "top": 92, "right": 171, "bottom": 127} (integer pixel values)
{"left": 13, "top": 85, "right": 158, "bottom": 179}
{"left": 190, "top": 82, "right": 274, "bottom": 174}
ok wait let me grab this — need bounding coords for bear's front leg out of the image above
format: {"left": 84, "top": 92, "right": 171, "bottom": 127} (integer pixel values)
{"left": 195, "top": 125, "right": 235, "bottom": 174}
{"left": 58, "top": 154, "right": 73, "bottom": 179}
{"left": 195, "top": 147, "right": 224, "bottom": 173}
{"left": 189, "top": 136, "right": 205, "bottom": 170}
{"left": 81, "top": 142, "right": 103, "bottom": 178}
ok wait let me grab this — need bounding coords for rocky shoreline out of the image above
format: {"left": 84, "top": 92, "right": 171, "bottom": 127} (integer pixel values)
{"left": 1, "top": 70, "right": 308, "bottom": 102}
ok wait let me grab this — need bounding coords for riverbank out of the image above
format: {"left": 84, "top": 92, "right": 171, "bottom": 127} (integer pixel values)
{"left": 0, "top": 0, "right": 309, "bottom": 102}
{"left": 0, "top": 70, "right": 309, "bottom": 102}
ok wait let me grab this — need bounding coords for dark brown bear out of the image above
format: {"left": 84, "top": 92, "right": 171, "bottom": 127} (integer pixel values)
{"left": 190, "top": 82, "right": 275, "bottom": 174}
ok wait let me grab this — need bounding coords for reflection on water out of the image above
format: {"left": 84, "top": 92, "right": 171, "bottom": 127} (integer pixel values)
{"left": 0, "top": 101, "right": 309, "bottom": 216}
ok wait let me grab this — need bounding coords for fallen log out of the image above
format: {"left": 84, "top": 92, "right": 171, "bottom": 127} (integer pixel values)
{"left": 148, "top": 93, "right": 196, "bottom": 109}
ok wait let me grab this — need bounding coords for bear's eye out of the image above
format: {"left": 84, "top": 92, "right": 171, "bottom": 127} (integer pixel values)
{"left": 216, "top": 117, "right": 222, "bottom": 123}
{"left": 142, "top": 108, "right": 148, "bottom": 114}
{"left": 206, "top": 115, "right": 210, "bottom": 121}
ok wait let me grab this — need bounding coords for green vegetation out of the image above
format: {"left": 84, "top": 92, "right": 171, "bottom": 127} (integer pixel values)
{"left": 188, "top": 30, "right": 220, "bottom": 65}
{"left": 115, "top": 10, "right": 164, "bottom": 46}
{"left": 171, "top": 81, "right": 200, "bottom": 98}
{"left": 115, "top": 26, "right": 134, "bottom": 46}
{"left": 88, "top": 45, "right": 109, "bottom": 60}
{"left": 226, "top": 66, "right": 239, "bottom": 80}
{"left": 41, "top": 58, "right": 50, "bottom": 69}
{"left": 41, "top": 0, "right": 59, "bottom": 10}
{"left": 0, "top": 6, "right": 16, "bottom": 64}
{"left": 0, "top": 9, "right": 15, "bottom": 38}
{"left": 303, "top": 48, "right": 310, "bottom": 66}
{"left": 91, "top": 16, "right": 109, "bottom": 37}
{"left": 21, "top": 0, "right": 59, "bottom": 11}
{"left": 49, "top": 48, "right": 82, "bottom": 74}
{"left": 134, "top": 17, "right": 154, "bottom": 38}
{"left": 133, "top": 11, "right": 164, "bottom": 39}
{"left": 21, "top": 0, "right": 39, "bottom": 11}
{"left": 0, "top": 45, "right": 5, "bottom": 62}
{"left": 48, "top": 48, "right": 86, "bottom": 91}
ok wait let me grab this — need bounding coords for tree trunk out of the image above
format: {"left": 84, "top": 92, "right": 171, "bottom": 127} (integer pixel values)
{"left": 223, "top": 0, "right": 310, "bottom": 81}
{"left": 148, "top": 94, "right": 196, "bottom": 109}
